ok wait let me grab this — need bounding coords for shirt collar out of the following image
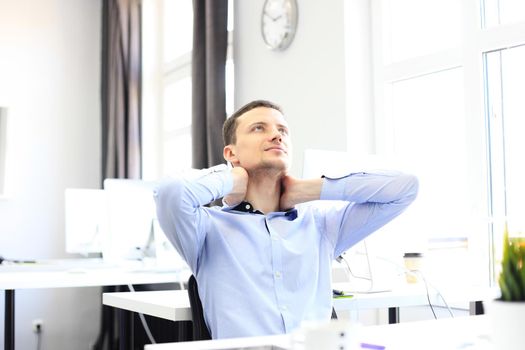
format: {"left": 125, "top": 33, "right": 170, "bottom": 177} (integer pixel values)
{"left": 231, "top": 201, "right": 264, "bottom": 215}
{"left": 225, "top": 201, "right": 298, "bottom": 220}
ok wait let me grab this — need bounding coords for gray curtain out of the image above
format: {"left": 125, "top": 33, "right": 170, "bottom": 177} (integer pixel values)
{"left": 191, "top": 0, "right": 229, "bottom": 168}
{"left": 95, "top": 1, "right": 142, "bottom": 348}
{"left": 101, "top": 0, "right": 142, "bottom": 182}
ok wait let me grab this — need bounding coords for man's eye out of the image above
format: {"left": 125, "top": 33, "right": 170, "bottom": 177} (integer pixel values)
{"left": 279, "top": 128, "right": 288, "bottom": 135}
{"left": 253, "top": 125, "right": 264, "bottom": 131}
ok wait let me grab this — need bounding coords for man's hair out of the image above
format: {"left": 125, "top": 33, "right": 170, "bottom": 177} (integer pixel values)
{"left": 222, "top": 100, "right": 283, "bottom": 146}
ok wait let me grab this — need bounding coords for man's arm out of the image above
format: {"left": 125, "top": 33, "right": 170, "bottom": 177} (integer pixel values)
{"left": 282, "top": 171, "right": 418, "bottom": 256}
{"left": 154, "top": 165, "right": 240, "bottom": 271}
{"left": 321, "top": 171, "right": 419, "bottom": 256}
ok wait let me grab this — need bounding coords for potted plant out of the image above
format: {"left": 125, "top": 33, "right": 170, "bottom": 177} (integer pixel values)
{"left": 488, "top": 224, "right": 525, "bottom": 350}
{"left": 498, "top": 227, "right": 525, "bottom": 301}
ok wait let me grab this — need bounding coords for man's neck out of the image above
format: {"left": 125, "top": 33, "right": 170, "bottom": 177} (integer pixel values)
{"left": 244, "top": 169, "right": 284, "bottom": 214}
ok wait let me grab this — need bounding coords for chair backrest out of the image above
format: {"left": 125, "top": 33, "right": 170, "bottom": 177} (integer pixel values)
{"left": 331, "top": 307, "right": 338, "bottom": 319}
{"left": 187, "top": 275, "right": 212, "bottom": 340}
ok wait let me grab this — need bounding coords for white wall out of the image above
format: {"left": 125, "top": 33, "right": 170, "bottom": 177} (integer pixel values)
{"left": 234, "top": 0, "right": 352, "bottom": 176}
{"left": 0, "top": 0, "right": 102, "bottom": 348}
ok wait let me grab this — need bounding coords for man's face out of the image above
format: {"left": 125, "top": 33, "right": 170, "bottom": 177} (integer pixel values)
{"left": 224, "top": 107, "right": 292, "bottom": 172}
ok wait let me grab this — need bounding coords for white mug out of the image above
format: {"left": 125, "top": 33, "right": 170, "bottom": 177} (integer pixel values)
{"left": 292, "top": 320, "right": 360, "bottom": 350}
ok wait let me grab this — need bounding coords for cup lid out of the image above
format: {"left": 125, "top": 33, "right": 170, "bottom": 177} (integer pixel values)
{"left": 403, "top": 252, "right": 423, "bottom": 258}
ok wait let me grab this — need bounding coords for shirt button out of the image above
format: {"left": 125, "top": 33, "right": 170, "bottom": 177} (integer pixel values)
{"left": 245, "top": 204, "right": 251, "bottom": 210}
{"left": 275, "top": 271, "right": 282, "bottom": 279}
{"left": 280, "top": 305, "right": 287, "bottom": 311}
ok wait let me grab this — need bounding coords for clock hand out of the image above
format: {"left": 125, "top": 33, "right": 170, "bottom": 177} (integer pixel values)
{"left": 264, "top": 12, "right": 283, "bottom": 22}
{"left": 263, "top": 12, "right": 274, "bottom": 21}
{"left": 264, "top": 12, "right": 278, "bottom": 21}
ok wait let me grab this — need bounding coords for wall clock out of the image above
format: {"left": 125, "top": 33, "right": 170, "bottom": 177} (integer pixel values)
{"left": 261, "top": 0, "right": 298, "bottom": 51}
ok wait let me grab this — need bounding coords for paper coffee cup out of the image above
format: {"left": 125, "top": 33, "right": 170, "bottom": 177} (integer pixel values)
{"left": 403, "top": 252, "right": 423, "bottom": 283}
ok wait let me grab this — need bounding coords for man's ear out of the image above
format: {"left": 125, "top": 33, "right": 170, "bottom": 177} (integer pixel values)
{"left": 223, "top": 145, "right": 240, "bottom": 167}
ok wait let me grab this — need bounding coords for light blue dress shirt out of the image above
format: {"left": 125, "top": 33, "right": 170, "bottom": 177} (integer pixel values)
{"left": 154, "top": 166, "right": 418, "bottom": 339}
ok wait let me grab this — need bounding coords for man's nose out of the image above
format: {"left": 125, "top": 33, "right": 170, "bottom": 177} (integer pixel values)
{"left": 270, "top": 129, "right": 282, "bottom": 142}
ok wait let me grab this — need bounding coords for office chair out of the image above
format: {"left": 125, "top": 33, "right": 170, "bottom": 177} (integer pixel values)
{"left": 332, "top": 307, "right": 338, "bottom": 319}
{"left": 187, "top": 275, "right": 212, "bottom": 340}
{"left": 187, "top": 275, "right": 338, "bottom": 341}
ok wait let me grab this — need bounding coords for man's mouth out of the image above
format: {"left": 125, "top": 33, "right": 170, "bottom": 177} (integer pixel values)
{"left": 265, "top": 146, "right": 287, "bottom": 154}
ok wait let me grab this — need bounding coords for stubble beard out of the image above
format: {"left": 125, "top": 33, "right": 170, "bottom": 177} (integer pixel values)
{"left": 249, "top": 158, "right": 289, "bottom": 179}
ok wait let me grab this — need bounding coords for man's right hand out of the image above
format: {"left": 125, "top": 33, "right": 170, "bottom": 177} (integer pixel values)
{"left": 223, "top": 167, "right": 249, "bottom": 207}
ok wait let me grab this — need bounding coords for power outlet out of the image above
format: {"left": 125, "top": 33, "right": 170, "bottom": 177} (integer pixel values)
{"left": 32, "top": 319, "right": 43, "bottom": 334}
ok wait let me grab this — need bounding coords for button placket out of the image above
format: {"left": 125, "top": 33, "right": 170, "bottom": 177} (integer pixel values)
{"left": 266, "top": 216, "right": 292, "bottom": 331}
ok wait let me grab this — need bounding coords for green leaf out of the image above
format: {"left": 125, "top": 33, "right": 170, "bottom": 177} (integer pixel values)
{"left": 499, "top": 274, "right": 512, "bottom": 301}
{"left": 519, "top": 262, "right": 525, "bottom": 300}
{"left": 517, "top": 242, "right": 525, "bottom": 299}
{"left": 505, "top": 268, "right": 521, "bottom": 300}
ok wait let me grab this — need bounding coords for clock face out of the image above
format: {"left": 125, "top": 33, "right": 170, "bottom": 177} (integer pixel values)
{"left": 261, "top": 0, "right": 298, "bottom": 51}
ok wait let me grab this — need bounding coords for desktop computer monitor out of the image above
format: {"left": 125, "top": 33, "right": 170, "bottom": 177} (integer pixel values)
{"left": 302, "top": 149, "right": 409, "bottom": 292}
{"left": 102, "top": 179, "right": 186, "bottom": 269}
{"left": 65, "top": 188, "right": 106, "bottom": 255}
{"left": 102, "top": 179, "right": 156, "bottom": 261}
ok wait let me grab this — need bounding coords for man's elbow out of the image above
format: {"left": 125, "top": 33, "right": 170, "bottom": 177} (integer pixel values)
{"left": 154, "top": 178, "right": 187, "bottom": 211}
{"left": 398, "top": 173, "right": 419, "bottom": 204}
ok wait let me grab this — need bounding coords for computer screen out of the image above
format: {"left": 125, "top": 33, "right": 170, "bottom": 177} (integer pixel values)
{"left": 65, "top": 188, "right": 105, "bottom": 255}
{"left": 102, "top": 179, "right": 159, "bottom": 262}
{"left": 302, "top": 149, "right": 408, "bottom": 292}
{"left": 102, "top": 179, "right": 187, "bottom": 269}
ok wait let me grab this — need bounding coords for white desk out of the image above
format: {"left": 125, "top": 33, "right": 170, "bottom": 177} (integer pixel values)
{"left": 332, "top": 282, "right": 494, "bottom": 319}
{"left": 102, "top": 282, "right": 493, "bottom": 324}
{"left": 103, "top": 290, "right": 192, "bottom": 322}
{"left": 0, "top": 259, "right": 190, "bottom": 350}
{"left": 143, "top": 315, "right": 491, "bottom": 350}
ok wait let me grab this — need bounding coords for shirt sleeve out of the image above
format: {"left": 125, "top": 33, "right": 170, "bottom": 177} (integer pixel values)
{"left": 153, "top": 165, "right": 233, "bottom": 272}
{"left": 316, "top": 171, "right": 419, "bottom": 257}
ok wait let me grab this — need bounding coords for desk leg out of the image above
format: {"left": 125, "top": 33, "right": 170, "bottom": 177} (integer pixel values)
{"left": 119, "top": 309, "right": 134, "bottom": 350}
{"left": 93, "top": 286, "right": 118, "bottom": 350}
{"left": 470, "top": 301, "right": 484, "bottom": 315}
{"left": 388, "top": 307, "right": 399, "bottom": 324}
{"left": 5, "top": 289, "right": 15, "bottom": 350}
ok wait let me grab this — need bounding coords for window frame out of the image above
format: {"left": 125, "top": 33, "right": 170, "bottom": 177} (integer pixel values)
{"left": 142, "top": 0, "right": 234, "bottom": 180}
{"left": 369, "top": 0, "right": 525, "bottom": 286}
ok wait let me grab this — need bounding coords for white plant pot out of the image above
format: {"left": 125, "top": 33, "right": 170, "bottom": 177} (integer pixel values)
{"left": 486, "top": 299, "right": 525, "bottom": 350}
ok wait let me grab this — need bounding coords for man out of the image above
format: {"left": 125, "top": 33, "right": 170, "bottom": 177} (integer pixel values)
{"left": 154, "top": 100, "right": 418, "bottom": 339}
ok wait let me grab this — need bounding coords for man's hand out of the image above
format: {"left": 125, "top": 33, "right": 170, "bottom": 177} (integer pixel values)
{"left": 279, "top": 175, "right": 323, "bottom": 211}
{"left": 223, "top": 167, "right": 249, "bottom": 207}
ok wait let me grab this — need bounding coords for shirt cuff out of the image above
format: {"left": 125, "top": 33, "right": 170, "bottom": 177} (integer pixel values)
{"left": 320, "top": 174, "right": 354, "bottom": 201}
{"left": 221, "top": 168, "right": 234, "bottom": 196}
{"left": 200, "top": 164, "right": 233, "bottom": 199}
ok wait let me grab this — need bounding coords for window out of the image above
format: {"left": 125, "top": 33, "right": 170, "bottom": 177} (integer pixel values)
{"left": 388, "top": 68, "right": 470, "bottom": 243}
{"left": 142, "top": 0, "right": 234, "bottom": 180}
{"left": 481, "top": 1, "right": 525, "bottom": 282}
{"left": 368, "top": 0, "right": 525, "bottom": 286}
{"left": 160, "top": 0, "right": 194, "bottom": 177}
{"left": 380, "top": 0, "right": 461, "bottom": 64}
{"left": 370, "top": 0, "right": 476, "bottom": 287}
{"left": 482, "top": 0, "right": 525, "bottom": 27}
{"left": 484, "top": 44, "right": 525, "bottom": 277}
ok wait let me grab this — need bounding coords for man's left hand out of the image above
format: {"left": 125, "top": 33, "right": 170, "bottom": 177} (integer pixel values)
{"left": 280, "top": 175, "right": 323, "bottom": 211}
